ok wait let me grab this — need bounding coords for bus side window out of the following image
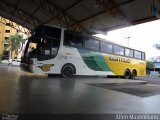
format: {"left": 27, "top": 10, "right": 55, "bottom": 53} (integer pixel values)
{"left": 92, "top": 40, "right": 99, "bottom": 51}
{"left": 125, "top": 48, "right": 133, "bottom": 57}
{"left": 100, "top": 41, "right": 113, "bottom": 53}
{"left": 51, "top": 39, "right": 59, "bottom": 57}
{"left": 114, "top": 45, "right": 124, "bottom": 55}
{"left": 42, "top": 39, "right": 51, "bottom": 55}
{"left": 64, "top": 31, "right": 83, "bottom": 48}
{"left": 84, "top": 38, "right": 92, "bottom": 49}
{"left": 84, "top": 38, "right": 100, "bottom": 51}
{"left": 134, "top": 50, "right": 141, "bottom": 59}
{"left": 64, "top": 31, "right": 74, "bottom": 46}
{"left": 141, "top": 52, "right": 145, "bottom": 60}
{"left": 74, "top": 35, "right": 83, "bottom": 48}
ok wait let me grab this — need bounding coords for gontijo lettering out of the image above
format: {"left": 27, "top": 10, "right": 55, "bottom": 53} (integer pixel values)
{"left": 109, "top": 56, "right": 131, "bottom": 63}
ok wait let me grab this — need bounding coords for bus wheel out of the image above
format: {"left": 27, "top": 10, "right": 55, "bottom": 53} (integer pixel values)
{"left": 131, "top": 70, "right": 137, "bottom": 79}
{"left": 61, "top": 64, "right": 75, "bottom": 78}
{"left": 124, "top": 69, "right": 131, "bottom": 79}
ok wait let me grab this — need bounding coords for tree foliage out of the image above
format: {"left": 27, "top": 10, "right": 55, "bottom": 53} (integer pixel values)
{"left": 9, "top": 34, "right": 24, "bottom": 57}
{"left": 146, "top": 61, "right": 154, "bottom": 70}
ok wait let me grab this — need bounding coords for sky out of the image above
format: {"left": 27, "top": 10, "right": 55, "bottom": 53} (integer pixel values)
{"left": 95, "top": 20, "right": 160, "bottom": 60}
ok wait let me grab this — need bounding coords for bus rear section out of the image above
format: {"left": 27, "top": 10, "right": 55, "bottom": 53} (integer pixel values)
{"left": 62, "top": 29, "right": 146, "bottom": 78}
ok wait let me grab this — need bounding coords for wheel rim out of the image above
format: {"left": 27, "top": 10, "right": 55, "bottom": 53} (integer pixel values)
{"left": 132, "top": 71, "right": 136, "bottom": 78}
{"left": 125, "top": 70, "right": 130, "bottom": 78}
{"left": 64, "top": 67, "right": 73, "bottom": 77}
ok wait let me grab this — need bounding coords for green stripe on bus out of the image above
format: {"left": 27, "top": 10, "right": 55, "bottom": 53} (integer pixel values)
{"left": 78, "top": 49, "right": 111, "bottom": 71}
{"left": 93, "top": 52, "right": 111, "bottom": 71}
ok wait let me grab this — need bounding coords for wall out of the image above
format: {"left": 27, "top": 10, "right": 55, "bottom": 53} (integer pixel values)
{"left": 0, "top": 21, "right": 5, "bottom": 55}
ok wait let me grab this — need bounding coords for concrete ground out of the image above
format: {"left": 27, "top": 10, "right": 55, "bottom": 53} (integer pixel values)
{"left": 136, "top": 75, "right": 160, "bottom": 85}
{"left": 0, "top": 65, "right": 160, "bottom": 118}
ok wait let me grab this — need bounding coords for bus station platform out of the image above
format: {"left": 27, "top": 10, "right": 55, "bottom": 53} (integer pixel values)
{"left": 0, "top": 66, "right": 160, "bottom": 117}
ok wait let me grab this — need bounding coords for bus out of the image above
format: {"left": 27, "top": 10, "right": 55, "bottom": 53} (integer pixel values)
{"left": 20, "top": 24, "right": 146, "bottom": 78}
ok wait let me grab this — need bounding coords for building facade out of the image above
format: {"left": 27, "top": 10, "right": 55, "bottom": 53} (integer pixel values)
{"left": 0, "top": 17, "right": 28, "bottom": 60}
{"left": 0, "top": 18, "right": 17, "bottom": 58}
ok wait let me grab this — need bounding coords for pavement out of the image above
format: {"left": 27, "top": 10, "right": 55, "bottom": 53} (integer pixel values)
{"left": 136, "top": 75, "right": 160, "bottom": 85}
{"left": 0, "top": 65, "right": 160, "bottom": 119}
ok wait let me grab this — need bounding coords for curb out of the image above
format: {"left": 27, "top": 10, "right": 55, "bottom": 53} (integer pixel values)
{"left": 88, "top": 81, "right": 148, "bottom": 87}
{"left": 0, "top": 64, "right": 20, "bottom": 67}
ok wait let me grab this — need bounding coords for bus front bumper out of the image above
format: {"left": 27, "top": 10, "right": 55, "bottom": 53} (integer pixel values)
{"left": 20, "top": 63, "right": 32, "bottom": 73}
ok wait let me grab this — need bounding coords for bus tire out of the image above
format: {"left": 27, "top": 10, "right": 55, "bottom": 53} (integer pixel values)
{"left": 131, "top": 69, "right": 137, "bottom": 79}
{"left": 61, "top": 64, "right": 75, "bottom": 78}
{"left": 124, "top": 69, "right": 131, "bottom": 79}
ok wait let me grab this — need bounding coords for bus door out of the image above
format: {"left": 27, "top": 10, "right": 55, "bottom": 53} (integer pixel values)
{"left": 35, "top": 37, "right": 60, "bottom": 73}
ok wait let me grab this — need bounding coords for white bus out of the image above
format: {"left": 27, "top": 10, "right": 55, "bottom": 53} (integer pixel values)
{"left": 20, "top": 24, "right": 146, "bottom": 78}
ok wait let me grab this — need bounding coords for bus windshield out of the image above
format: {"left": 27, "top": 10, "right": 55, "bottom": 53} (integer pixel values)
{"left": 23, "top": 25, "right": 61, "bottom": 60}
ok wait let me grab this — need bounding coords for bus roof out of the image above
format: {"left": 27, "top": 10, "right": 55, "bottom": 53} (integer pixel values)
{"left": 36, "top": 24, "right": 145, "bottom": 53}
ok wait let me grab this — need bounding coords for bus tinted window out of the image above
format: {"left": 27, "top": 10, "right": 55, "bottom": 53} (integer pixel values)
{"left": 43, "top": 39, "right": 51, "bottom": 52}
{"left": 64, "top": 32, "right": 74, "bottom": 46}
{"left": 92, "top": 40, "right": 99, "bottom": 51}
{"left": 100, "top": 41, "right": 113, "bottom": 53}
{"left": 51, "top": 38, "right": 60, "bottom": 57}
{"left": 74, "top": 35, "right": 83, "bottom": 47}
{"left": 142, "top": 52, "right": 145, "bottom": 60}
{"left": 43, "top": 26, "right": 61, "bottom": 39}
{"left": 114, "top": 45, "right": 124, "bottom": 55}
{"left": 64, "top": 31, "right": 83, "bottom": 47}
{"left": 84, "top": 38, "right": 92, "bottom": 49}
{"left": 125, "top": 48, "right": 133, "bottom": 57}
{"left": 134, "top": 51, "right": 141, "bottom": 59}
